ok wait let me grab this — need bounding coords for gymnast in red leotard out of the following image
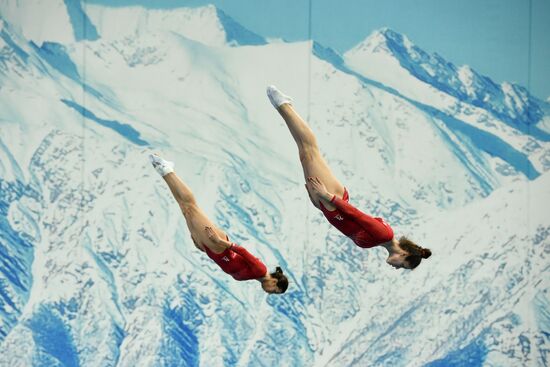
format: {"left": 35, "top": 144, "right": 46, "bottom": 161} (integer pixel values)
{"left": 149, "top": 154, "right": 288, "bottom": 293}
{"left": 267, "top": 86, "right": 431, "bottom": 270}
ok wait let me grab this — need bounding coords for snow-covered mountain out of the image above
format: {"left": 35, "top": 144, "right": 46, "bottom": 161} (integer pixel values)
{"left": 0, "top": 0, "right": 98, "bottom": 44}
{"left": 345, "top": 28, "right": 547, "bottom": 132}
{"left": 83, "top": 3, "right": 266, "bottom": 47}
{"left": 0, "top": 2, "right": 548, "bottom": 366}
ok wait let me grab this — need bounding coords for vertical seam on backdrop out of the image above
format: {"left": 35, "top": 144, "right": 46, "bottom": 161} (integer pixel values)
{"left": 527, "top": 0, "right": 532, "bottom": 250}
{"left": 527, "top": 0, "right": 533, "bottom": 307}
{"left": 306, "top": 0, "right": 312, "bottom": 271}
{"left": 81, "top": 2, "right": 86, "bottom": 251}
{"left": 307, "top": 0, "right": 312, "bottom": 121}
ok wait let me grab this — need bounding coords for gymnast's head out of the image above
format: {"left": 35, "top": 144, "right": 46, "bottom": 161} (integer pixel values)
{"left": 386, "top": 236, "right": 431, "bottom": 270}
{"left": 261, "top": 266, "right": 289, "bottom": 294}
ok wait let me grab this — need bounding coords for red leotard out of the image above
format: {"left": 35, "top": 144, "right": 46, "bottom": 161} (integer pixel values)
{"left": 319, "top": 189, "right": 394, "bottom": 248}
{"left": 203, "top": 241, "right": 267, "bottom": 281}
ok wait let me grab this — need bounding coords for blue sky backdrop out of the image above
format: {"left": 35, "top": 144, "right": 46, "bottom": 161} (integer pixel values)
{"left": 88, "top": 0, "right": 550, "bottom": 100}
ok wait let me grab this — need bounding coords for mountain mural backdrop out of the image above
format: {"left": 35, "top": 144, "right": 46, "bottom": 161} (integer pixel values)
{"left": 0, "top": 1, "right": 549, "bottom": 366}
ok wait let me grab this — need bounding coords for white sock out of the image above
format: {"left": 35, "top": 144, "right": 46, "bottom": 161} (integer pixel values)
{"left": 149, "top": 154, "right": 175, "bottom": 177}
{"left": 266, "top": 85, "right": 293, "bottom": 109}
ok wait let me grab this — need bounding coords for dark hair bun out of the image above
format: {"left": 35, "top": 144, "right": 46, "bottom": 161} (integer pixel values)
{"left": 275, "top": 266, "right": 283, "bottom": 274}
{"left": 421, "top": 249, "right": 432, "bottom": 259}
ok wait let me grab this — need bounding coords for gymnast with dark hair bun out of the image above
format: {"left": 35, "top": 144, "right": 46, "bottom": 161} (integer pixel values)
{"left": 267, "top": 86, "right": 431, "bottom": 270}
{"left": 149, "top": 154, "right": 288, "bottom": 293}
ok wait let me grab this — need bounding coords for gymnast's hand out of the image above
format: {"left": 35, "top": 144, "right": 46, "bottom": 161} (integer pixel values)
{"left": 306, "top": 177, "right": 333, "bottom": 202}
{"left": 205, "top": 226, "right": 232, "bottom": 249}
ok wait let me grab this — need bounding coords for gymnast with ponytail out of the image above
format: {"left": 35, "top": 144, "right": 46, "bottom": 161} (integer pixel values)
{"left": 149, "top": 153, "right": 288, "bottom": 293}
{"left": 267, "top": 85, "right": 431, "bottom": 270}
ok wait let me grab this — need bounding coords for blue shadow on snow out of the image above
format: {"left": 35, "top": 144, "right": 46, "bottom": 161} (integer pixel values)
{"left": 61, "top": 99, "right": 149, "bottom": 146}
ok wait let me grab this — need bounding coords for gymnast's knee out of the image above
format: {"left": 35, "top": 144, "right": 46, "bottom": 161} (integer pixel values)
{"left": 179, "top": 201, "right": 198, "bottom": 217}
{"left": 299, "top": 144, "right": 320, "bottom": 163}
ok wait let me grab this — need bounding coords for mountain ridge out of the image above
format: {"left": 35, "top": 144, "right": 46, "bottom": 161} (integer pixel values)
{"left": 345, "top": 27, "right": 545, "bottom": 131}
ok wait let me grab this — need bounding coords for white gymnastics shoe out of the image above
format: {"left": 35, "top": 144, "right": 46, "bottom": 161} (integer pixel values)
{"left": 266, "top": 85, "right": 293, "bottom": 109}
{"left": 149, "top": 154, "right": 174, "bottom": 177}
